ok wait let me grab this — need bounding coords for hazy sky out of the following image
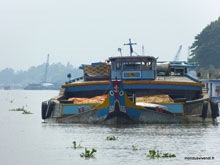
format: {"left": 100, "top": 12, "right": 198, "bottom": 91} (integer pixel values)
{"left": 1, "top": 0, "right": 220, "bottom": 71}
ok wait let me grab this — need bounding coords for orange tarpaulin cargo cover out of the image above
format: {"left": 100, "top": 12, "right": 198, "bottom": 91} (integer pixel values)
{"left": 68, "top": 95, "right": 107, "bottom": 104}
{"left": 136, "top": 95, "right": 174, "bottom": 104}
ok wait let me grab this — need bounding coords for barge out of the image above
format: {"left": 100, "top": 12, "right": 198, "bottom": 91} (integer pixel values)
{"left": 42, "top": 40, "right": 219, "bottom": 124}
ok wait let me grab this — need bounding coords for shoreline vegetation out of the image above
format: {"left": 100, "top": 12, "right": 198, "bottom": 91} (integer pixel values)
{"left": 0, "top": 62, "right": 82, "bottom": 89}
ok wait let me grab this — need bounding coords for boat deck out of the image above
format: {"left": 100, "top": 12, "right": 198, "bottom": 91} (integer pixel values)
{"left": 63, "top": 75, "right": 201, "bottom": 88}
{"left": 156, "top": 76, "right": 195, "bottom": 83}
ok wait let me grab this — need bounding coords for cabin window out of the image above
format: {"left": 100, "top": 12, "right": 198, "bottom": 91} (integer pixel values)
{"left": 142, "top": 61, "right": 148, "bottom": 70}
{"left": 112, "top": 62, "right": 121, "bottom": 70}
{"left": 170, "top": 68, "right": 185, "bottom": 76}
{"left": 142, "top": 59, "right": 154, "bottom": 70}
{"left": 111, "top": 58, "right": 155, "bottom": 71}
{"left": 122, "top": 62, "right": 141, "bottom": 70}
{"left": 146, "top": 60, "right": 153, "bottom": 70}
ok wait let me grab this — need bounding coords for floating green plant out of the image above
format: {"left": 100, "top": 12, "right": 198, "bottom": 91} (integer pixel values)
{"left": 22, "top": 110, "right": 32, "bottom": 114}
{"left": 106, "top": 136, "right": 117, "bottom": 140}
{"left": 10, "top": 107, "right": 33, "bottom": 114}
{"left": 147, "top": 150, "right": 161, "bottom": 159}
{"left": 146, "top": 150, "right": 176, "bottom": 159}
{"left": 73, "top": 141, "right": 77, "bottom": 149}
{"left": 10, "top": 108, "right": 24, "bottom": 112}
{"left": 72, "top": 141, "right": 82, "bottom": 149}
{"left": 132, "top": 145, "right": 139, "bottom": 151}
{"left": 80, "top": 148, "right": 97, "bottom": 159}
{"left": 161, "top": 153, "right": 176, "bottom": 158}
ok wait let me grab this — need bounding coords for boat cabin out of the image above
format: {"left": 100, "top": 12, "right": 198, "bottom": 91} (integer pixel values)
{"left": 157, "top": 61, "right": 198, "bottom": 77}
{"left": 203, "top": 79, "right": 220, "bottom": 103}
{"left": 109, "top": 56, "right": 157, "bottom": 80}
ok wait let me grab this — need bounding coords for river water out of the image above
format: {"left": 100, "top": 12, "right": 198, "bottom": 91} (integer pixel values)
{"left": 0, "top": 90, "right": 220, "bottom": 165}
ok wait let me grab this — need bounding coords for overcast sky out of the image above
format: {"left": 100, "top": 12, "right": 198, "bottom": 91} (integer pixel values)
{"left": 1, "top": 0, "right": 220, "bottom": 71}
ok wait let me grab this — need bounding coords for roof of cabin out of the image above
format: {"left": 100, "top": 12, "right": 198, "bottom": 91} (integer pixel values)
{"left": 109, "top": 56, "right": 156, "bottom": 61}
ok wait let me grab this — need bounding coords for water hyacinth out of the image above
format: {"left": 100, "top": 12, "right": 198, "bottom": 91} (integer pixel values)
{"left": 72, "top": 141, "right": 82, "bottom": 149}
{"left": 106, "top": 136, "right": 117, "bottom": 140}
{"left": 146, "top": 150, "right": 176, "bottom": 159}
{"left": 132, "top": 145, "right": 139, "bottom": 151}
{"left": 80, "top": 148, "right": 97, "bottom": 159}
{"left": 73, "top": 141, "right": 77, "bottom": 149}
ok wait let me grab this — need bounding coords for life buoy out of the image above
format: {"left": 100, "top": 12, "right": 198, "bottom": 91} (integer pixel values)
{"left": 210, "top": 100, "right": 219, "bottom": 119}
{"left": 41, "top": 101, "right": 48, "bottom": 119}
{"left": 201, "top": 101, "right": 208, "bottom": 119}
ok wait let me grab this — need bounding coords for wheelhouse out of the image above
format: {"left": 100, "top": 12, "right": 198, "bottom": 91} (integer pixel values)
{"left": 109, "top": 56, "right": 157, "bottom": 80}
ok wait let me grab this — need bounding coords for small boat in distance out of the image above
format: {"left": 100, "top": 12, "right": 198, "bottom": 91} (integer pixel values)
{"left": 41, "top": 39, "right": 219, "bottom": 124}
{"left": 4, "top": 86, "right": 10, "bottom": 90}
{"left": 24, "top": 82, "right": 61, "bottom": 90}
{"left": 24, "top": 54, "right": 61, "bottom": 90}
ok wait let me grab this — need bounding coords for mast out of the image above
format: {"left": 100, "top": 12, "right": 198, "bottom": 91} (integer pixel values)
{"left": 124, "top": 38, "right": 137, "bottom": 56}
{"left": 44, "top": 54, "right": 49, "bottom": 82}
{"left": 142, "top": 45, "right": 145, "bottom": 55}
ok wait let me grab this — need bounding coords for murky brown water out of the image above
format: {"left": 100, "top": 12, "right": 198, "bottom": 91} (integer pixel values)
{"left": 1, "top": 90, "right": 220, "bottom": 165}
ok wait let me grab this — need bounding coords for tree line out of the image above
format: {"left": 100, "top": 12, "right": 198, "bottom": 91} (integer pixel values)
{"left": 0, "top": 62, "right": 82, "bottom": 88}
{"left": 189, "top": 17, "right": 220, "bottom": 79}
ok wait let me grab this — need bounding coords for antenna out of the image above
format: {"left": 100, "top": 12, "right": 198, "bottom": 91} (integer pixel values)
{"left": 43, "top": 54, "right": 49, "bottom": 82}
{"left": 118, "top": 48, "right": 122, "bottom": 57}
{"left": 142, "top": 45, "right": 145, "bottom": 55}
{"left": 124, "top": 38, "right": 137, "bottom": 56}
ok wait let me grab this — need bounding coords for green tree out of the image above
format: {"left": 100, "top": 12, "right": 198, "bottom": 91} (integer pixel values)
{"left": 197, "top": 65, "right": 219, "bottom": 79}
{"left": 190, "top": 17, "right": 220, "bottom": 69}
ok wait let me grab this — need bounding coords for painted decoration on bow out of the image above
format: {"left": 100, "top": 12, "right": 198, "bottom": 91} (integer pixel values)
{"left": 109, "top": 80, "right": 126, "bottom": 113}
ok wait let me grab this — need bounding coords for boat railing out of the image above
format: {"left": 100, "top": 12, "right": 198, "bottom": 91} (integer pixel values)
{"left": 186, "top": 73, "right": 202, "bottom": 83}
{"left": 65, "top": 76, "right": 84, "bottom": 84}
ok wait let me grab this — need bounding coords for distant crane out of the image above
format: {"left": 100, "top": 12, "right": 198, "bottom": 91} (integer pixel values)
{"left": 43, "top": 54, "right": 50, "bottom": 82}
{"left": 187, "top": 46, "right": 190, "bottom": 62}
{"left": 174, "top": 45, "right": 182, "bottom": 61}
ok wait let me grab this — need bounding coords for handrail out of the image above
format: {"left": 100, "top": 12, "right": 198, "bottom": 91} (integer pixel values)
{"left": 186, "top": 73, "right": 202, "bottom": 83}
{"left": 65, "top": 76, "right": 84, "bottom": 84}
